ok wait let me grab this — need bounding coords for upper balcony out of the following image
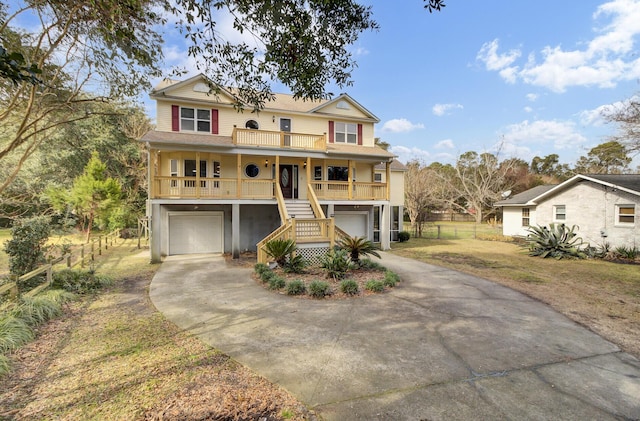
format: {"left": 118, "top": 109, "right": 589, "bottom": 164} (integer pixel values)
{"left": 232, "top": 128, "right": 326, "bottom": 151}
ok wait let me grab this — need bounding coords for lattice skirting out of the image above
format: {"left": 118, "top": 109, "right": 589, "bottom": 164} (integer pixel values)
{"left": 296, "top": 243, "right": 331, "bottom": 266}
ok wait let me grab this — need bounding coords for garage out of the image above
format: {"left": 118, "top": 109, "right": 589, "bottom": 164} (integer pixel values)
{"left": 335, "top": 212, "right": 368, "bottom": 239}
{"left": 168, "top": 212, "right": 224, "bottom": 255}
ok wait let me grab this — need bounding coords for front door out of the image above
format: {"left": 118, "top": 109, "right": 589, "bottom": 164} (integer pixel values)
{"left": 279, "top": 165, "right": 294, "bottom": 199}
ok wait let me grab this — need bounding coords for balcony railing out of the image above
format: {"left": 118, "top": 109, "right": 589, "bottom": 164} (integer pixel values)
{"left": 150, "top": 177, "right": 387, "bottom": 200}
{"left": 312, "top": 181, "right": 387, "bottom": 200}
{"left": 233, "top": 128, "right": 326, "bottom": 150}
{"left": 152, "top": 176, "right": 274, "bottom": 199}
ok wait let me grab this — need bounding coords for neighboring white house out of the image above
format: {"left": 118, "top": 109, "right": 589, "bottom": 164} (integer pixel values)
{"left": 495, "top": 174, "right": 640, "bottom": 248}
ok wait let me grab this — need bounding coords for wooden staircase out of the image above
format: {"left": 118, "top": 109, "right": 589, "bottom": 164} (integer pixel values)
{"left": 257, "top": 185, "right": 350, "bottom": 264}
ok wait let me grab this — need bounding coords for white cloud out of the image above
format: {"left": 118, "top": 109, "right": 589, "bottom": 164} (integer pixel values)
{"left": 435, "top": 139, "right": 455, "bottom": 149}
{"left": 524, "top": 106, "right": 534, "bottom": 113}
{"left": 476, "top": 39, "right": 521, "bottom": 72}
{"left": 353, "top": 46, "right": 370, "bottom": 56}
{"left": 389, "top": 145, "right": 431, "bottom": 164}
{"left": 579, "top": 95, "right": 640, "bottom": 126}
{"left": 500, "top": 120, "right": 588, "bottom": 158}
{"left": 477, "top": 0, "right": 640, "bottom": 92}
{"left": 432, "top": 103, "right": 463, "bottom": 116}
{"left": 381, "top": 118, "right": 425, "bottom": 133}
{"left": 526, "top": 93, "right": 539, "bottom": 102}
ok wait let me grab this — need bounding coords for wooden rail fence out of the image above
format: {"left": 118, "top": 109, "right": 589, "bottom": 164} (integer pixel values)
{"left": 0, "top": 229, "right": 123, "bottom": 300}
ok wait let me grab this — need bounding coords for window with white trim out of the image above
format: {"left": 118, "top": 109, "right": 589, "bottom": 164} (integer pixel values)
{"left": 616, "top": 204, "right": 635, "bottom": 225}
{"left": 522, "top": 208, "right": 530, "bottom": 227}
{"left": 335, "top": 122, "right": 357, "bottom": 144}
{"left": 181, "top": 107, "right": 210, "bottom": 132}
{"left": 554, "top": 205, "right": 566, "bottom": 221}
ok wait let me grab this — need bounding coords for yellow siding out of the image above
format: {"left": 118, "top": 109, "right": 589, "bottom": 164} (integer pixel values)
{"left": 164, "top": 80, "right": 236, "bottom": 103}
{"left": 315, "top": 100, "right": 370, "bottom": 119}
{"left": 389, "top": 171, "right": 405, "bottom": 206}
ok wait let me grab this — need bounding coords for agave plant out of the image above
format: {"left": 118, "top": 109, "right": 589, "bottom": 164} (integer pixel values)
{"left": 338, "top": 236, "right": 381, "bottom": 265}
{"left": 262, "top": 239, "right": 297, "bottom": 267}
{"left": 525, "top": 223, "right": 586, "bottom": 259}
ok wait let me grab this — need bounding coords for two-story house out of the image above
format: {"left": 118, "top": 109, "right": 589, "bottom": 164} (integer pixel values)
{"left": 141, "top": 74, "right": 403, "bottom": 263}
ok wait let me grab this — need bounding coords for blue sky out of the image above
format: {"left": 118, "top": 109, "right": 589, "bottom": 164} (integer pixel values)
{"left": 12, "top": 0, "right": 639, "bottom": 167}
{"left": 329, "top": 0, "right": 640, "bottom": 166}
{"left": 332, "top": 0, "right": 640, "bottom": 167}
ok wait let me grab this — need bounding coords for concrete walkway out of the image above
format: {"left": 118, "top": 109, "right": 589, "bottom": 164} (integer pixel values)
{"left": 149, "top": 252, "right": 640, "bottom": 420}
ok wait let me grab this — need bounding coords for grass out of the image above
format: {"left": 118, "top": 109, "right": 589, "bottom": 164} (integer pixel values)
{"left": 0, "top": 239, "right": 308, "bottom": 419}
{"left": 390, "top": 236, "right": 640, "bottom": 357}
{"left": 402, "top": 221, "right": 503, "bottom": 240}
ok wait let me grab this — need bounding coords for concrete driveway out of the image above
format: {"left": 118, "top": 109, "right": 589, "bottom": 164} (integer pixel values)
{"left": 149, "top": 252, "right": 640, "bottom": 420}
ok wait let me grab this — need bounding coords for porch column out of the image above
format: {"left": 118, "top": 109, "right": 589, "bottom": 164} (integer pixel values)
{"left": 348, "top": 160, "right": 353, "bottom": 200}
{"left": 380, "top": 204, "right": 391, "bottom": 250}
{"left": 232, "top": 203, "right": 240, "bottom": 259}
{"left": 327, "top": 203, "right": 335, "bottom": 217}
{"left": 150, "top": 203, "right": 162, "bottom": 263}
{"left": 306, "top": 157, "right": 311, "bottom": 184}
{"left": 386, "top": 161, "right": 391, "bottom": 201}
{"left": 149, "top": 148, "right": 157, "bottom": 198}
{"left": 236, "top": 154, "right": 242, "bottom": 198}
{"left": 195, "top": 152, "right": 201, "bottom": 198}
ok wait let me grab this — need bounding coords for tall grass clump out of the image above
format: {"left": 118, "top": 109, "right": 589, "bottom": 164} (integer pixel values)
{"left": 0, "top": 315, "right": 34, "bottom": 354}
{"left": 52, "top": 269, "right": 113, "bottom": 293}
{"left": 0, "top": 354, "right": 10, "bottom": 376}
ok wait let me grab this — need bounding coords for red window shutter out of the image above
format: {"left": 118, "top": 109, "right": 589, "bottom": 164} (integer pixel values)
{"left": 328, "top": 121, "right": 334, "bottom": 143}
{"left": 357, "top": 123, "right": 363, "bottom": 145}
{"left": 211, "top": 109, "right": 219, "bottom": 134}
{"left": 171, "top": 105, "right": 179, "bottom": 131}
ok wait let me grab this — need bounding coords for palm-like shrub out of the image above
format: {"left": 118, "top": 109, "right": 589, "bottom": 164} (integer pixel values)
{"left": 262, "top": 239, "right": 297, "bottom": 267}
{"left": 338, "top": 236, "right": 381, "bottom": 265}
{"left": 525, "top": 223, "right": 586, "bottom": 259}
{"left": 320, "top": 248, "right": 354, "bottom": 280}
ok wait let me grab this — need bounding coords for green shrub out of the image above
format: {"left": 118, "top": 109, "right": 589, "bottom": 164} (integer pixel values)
{"left": 3, "top": 216, "right": 51, "bottom": 277}
{"left": 398, "top": 231, "right": 411, "bottom": 242}
{"left": 358, "top": 258, "right": 385, "bottom": 271}
{"left": 365, "top": 280, "right": 384, "bottom": 293}
{"left": 286, "top": 280, "right": 306, "bottom": 295}
{"left": 51, "top": 269, "right": 113, "bottom": 294}
{"left": 254, "top": 263, "right": 270, "bottom": 275}
{"left": 308, "top": 280, "right": 331, "bottom": 298}
{"left": 525, "top": 223, "right": 586, "bottom": 259}
{"left": 320, "top": 249, "right": 354, "bottom": 280}
{"left": 260, "top": 270, "right": 275, "bottom": 283}
{"left": 0, "top": 315, "right": 34, "bottom": 353}
{"left": 383, "top": 270, "right": 400, "bottom": 287}
{"left": 10, "top": 296, "right": 62, "bottom": 327}
{"left": 340, "top": 279, "right": 359, "bottom": 295}
{"left": 263, "top": 239, "right": 297, "bottom": 267}
{"left": 268, "top": 275, "right": 285, "bottom": 290}
{"left": 338, "top": 236, "right": 380, "bottom": 265}
{"left": 0, "top": 354, "right": 10, "bottom": 376}
{"left": 614, "top": 246, "right": 639, "bottom": 259}
{"left": 283, "top": 254, "right": 307, "bottom": 274}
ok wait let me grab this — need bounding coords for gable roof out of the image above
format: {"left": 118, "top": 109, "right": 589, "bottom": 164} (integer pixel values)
{"left": 495, "top": 174, "right": 640, "bottom": 207}
{"left": 375, "top": 159, "right": 408, "bottom": 172}
{"left": 494, "top": 184, "right": 557, "bottom": 206}
{"left": 150, "top": 74, "right": 378, "bottom": 121}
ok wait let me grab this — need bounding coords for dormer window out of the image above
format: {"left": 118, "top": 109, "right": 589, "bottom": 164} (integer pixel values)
{"left": 335, "top": 122, "right": 357, "bottom": 144}
{"left": 181, "top": 107, "right": 210, "bottom": 132}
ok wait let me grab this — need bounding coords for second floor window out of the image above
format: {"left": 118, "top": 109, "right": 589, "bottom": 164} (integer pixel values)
{"left": 335, "top": 122, "right": 357, "bottom": 144}
{"left": 181, "top": 108, "right": 210, "bottom": 132}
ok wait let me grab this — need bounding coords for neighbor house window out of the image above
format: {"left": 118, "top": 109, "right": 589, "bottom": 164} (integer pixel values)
{"left": 335, "top": 122, "right": 357, "bottom": 144}
{"left": 522, "top": 208, "right": 530, "bottom": 227}
{"left": 181, "top": 107, "right": 210, "bottom": 132}
{"left": 616, "top": 205, "right": 635, "bottom": 225}
{"left": 554, "top": 205, "right": 566, "bottom": 221}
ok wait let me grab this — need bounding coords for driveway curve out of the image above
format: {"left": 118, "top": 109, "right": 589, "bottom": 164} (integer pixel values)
{"left": 150, "top": 252, "right": 640, "bottom": 420}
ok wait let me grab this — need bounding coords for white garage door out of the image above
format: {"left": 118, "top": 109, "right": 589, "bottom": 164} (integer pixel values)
{"left": 335, "top": 213, "right": 368, "bottom": 239}
{"left": 169, "top": 212, "right": 223, "bottom": 255}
